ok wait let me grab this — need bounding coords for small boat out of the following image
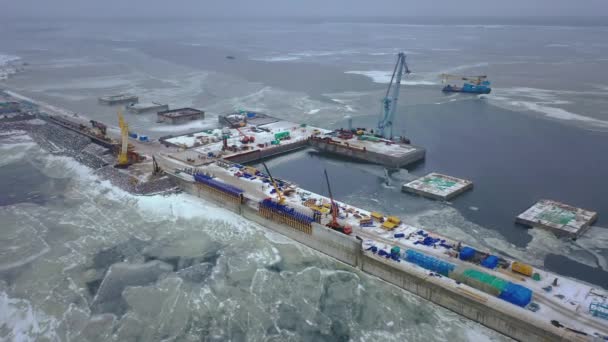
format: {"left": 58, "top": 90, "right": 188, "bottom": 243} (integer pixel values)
{"left": 440, "top": 74, "right": 492, "bottom": 94}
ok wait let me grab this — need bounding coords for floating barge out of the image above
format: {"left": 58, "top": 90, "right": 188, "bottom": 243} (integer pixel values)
{"left": 402, "top": 172, "right": 473, "bottom": 200}
{"left": 127, "top": 102, "right": 169, "bottom": 114}
{"left": 516, "top": 199, "right": 598, "bottom": 238}
{"left": 98, "top": 94, "right": 139, "bottom": 105}
{"left": 157, "top": 107, "right": 205, "bottom": 125}
{"left": 309, "top": 135, "right": 425, "bottom": 169}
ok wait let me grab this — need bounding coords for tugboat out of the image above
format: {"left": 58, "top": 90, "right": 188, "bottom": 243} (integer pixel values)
{"left": 440, "top": 74, "right": 491, "bottom": 94}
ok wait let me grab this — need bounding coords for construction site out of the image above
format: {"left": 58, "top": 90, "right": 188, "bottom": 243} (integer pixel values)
{"left": 1, "top": 51, "right": 606, "bottom": 342}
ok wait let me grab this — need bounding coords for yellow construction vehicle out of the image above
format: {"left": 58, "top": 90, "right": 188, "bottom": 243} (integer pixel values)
{"left": 116, "top": 110, "right": 130, "bottom": 168}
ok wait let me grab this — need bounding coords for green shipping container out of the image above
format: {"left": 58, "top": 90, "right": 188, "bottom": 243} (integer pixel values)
{"left": 454, "top": 269, "right": 508, "bottom": 296}
{"left": 359, "top": 135, "right": 379, "bottom": 142}
{"left": 275, "top": 131, "right": 290, "bottom": 140}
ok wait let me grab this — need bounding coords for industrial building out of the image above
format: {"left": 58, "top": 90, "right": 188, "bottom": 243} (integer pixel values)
{"left": 157, "top": 107, "right": 205, "bottom": 124}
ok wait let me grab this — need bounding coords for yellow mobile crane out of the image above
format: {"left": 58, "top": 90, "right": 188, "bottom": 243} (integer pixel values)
{"left": 116, "top": 110, "right": 130, "bottom": 168}
{"left": 262, "top": 162, "right": 285, "bottom": 204}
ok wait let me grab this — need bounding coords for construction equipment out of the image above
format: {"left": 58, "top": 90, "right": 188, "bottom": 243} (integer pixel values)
{"left": 377, "top": 52, "right": 410, "bottom": 140}
{"left": 323, "top": 169, "right": 352, "bottom": 235}
{"left": 440, "top": 74, "right": 491, "bottom": 94}
{"left": 90, "top": 120, "right": 107, "bottom": 135}
{"left": 262, "top": 162, "right": 285, "bottom": 205}
{"left": 152, "top": 156, "right": 161, "bottom": 175}
{"left": 236, "top": 126, "right": 255, "bottom": 144}
{"left": 116, "top": 110, "right": 130, "bottom": 168}
{"left": 221, "top": 128, "right": 230, "bottom": 150}
{"left": 274, "top": 131, "right": 290, "bottom": 141}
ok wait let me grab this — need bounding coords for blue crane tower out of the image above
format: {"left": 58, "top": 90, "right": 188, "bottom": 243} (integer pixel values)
{"left": 377, "top": 52, "right": 410, "bottom": 140}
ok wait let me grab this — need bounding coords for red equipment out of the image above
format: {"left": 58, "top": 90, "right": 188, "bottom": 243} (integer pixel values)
{"left": 323, "top": 169, "right": 352, "bottom": 235}
{"left": 234, "top": 126, "right": 254, "bottom": 144}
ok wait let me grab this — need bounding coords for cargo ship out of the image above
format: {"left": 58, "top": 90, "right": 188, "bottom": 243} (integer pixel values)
{"left": 440, "top": 74, "right": 492, "bottom": 94}
{"left": 157, "top": 154, "right": 608, "bottom": 342}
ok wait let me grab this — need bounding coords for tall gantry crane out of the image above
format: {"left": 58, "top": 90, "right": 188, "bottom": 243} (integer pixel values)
{"left": 116, "top": 110, "right": 130, "bottom": 167}
{"left": 377, "top": 52, "right": 410, "bottom": 140}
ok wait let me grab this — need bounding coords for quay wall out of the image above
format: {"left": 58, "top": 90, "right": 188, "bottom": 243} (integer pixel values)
{"left": 174, "top": 174, "right": 361, "bottom": 267}
{"left": 308, "top": 139, "right": 425, "bottom": 169}
{"left": 225, "top": 139, "right": 309, "bottom": 164}
{"left": 170, "top": 171, "right": 586, "bottom": 342}
{"left": 359, "top": 254, "right": 579, "bottom": 342}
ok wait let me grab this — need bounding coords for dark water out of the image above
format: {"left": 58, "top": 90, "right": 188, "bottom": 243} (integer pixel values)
{"left": 0, "top": 160, "right": 65, "bottom": 206}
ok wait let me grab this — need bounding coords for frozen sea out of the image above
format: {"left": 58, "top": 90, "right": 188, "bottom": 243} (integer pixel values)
{"left": 1, "top": 16, "right": 607, "bottom": 341}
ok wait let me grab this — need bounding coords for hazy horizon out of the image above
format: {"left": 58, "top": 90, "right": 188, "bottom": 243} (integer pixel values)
{"left": 1, "top": 0, "right": 607, "bottom": 19}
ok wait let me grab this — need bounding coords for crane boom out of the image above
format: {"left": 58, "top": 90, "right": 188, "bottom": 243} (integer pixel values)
{"left": 378, "top": 52, "right": 410, "bottom": 139}
{"left": 262, "top": 162, "right": 285, "bottom": 204}
{"left": 117, "top": 110, "right": 129, "bottom": 166}
{"left": 323, "top": 169, "right": 339, "bottom": 227}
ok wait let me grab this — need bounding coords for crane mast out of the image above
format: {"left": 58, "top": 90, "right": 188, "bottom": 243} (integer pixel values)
{"left": 323, "top": 169, "right": 352, "bottom": 235}
{"left": 262, "top": 162, "right": 285, "bottom": 204}
{"left": 117, "top": 110, "right": 129, "bottom": 167}
{"left": 378, "top": 52, "right": 410, "bottom": 140}
{"left": 323, "top": 169, "right": 339, "bottom": 227}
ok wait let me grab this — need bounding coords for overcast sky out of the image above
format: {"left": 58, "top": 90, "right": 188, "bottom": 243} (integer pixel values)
{"left": 1, "top": 0, "right": 607, "bottom": 18}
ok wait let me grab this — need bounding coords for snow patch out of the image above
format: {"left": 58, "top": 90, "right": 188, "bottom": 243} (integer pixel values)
{"left": 252, "top": 56, "right": 301, "bottom": 62}
{"left": 0, "top": 291, "right": 59, "bottom": 341}
{"left": 148, "top": 119, "right": 218, "bottom": 133}
{"left": 0, "top": 53, "right": 22, "bottom": 80}
{"left": 345, "top": 70, "right": 437, "bottom": 85}
{"left": 489, "top": 87, "right": 608, "bottom": 129}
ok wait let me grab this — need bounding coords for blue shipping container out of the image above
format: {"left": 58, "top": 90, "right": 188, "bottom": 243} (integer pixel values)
{"left": 459, "top": 247, "right": 476, "bottom": 261}
{"left": 499, "top": 282, "right": 532, "bottom": 307}
{"left": 405, "top": 250, "right": 455, "bottom": 276}
{"left": 481, "top": 255, "right": 499, "bottom": 269}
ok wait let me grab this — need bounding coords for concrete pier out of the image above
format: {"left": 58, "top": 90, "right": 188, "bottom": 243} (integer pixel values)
{"left": 98, "top": 94, "right": 138, "bottom": 105}
{"left": 309, "top": 137, "right": 425, "bottom": 169}
{"left": 516, "top": 199, "right": 598, "bottom": 238}
{"left": 126, "top": 102, "right": 169, "bottom": 114}
{"left": 162, "top": 167, "right": 595, "bottom": 342}
{"left": 402, "top": 172, "right": 473, "bottom": 200}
